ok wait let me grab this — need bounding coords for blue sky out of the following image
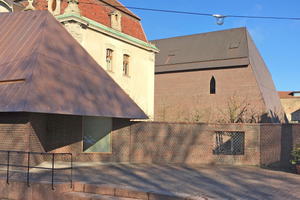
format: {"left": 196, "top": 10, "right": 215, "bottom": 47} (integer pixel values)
{"left": 121, "top": 0, "right": 300, "bottom": 91}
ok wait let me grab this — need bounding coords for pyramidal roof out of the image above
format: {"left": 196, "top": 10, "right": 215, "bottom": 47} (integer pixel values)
{"left": 0, "top": 10, "right": 148, "bottom": 119}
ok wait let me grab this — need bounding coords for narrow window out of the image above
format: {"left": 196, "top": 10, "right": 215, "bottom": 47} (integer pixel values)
{"left": 51, "top": 0, "right": 57, "bottom": 11}
{"left": 210, "top": 76, "right": 216, "bottom": 94}
{"left": 115, "top": 15, "right": 118, "bottom": 25}
{"left": 106, "top": 49, "right": 113, "bottom": 71}
{"left": 123, "top": 54, "right": 129, "bottom": 75}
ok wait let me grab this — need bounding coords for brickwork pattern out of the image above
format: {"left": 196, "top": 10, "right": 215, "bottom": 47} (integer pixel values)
{"left": 27, "top": 123, "right": 46, "bottom": 166}
{"left": 46, "top": 115, "right": 131, "bottom": 163}
{"left": 0, "top": 112, "right": 299, "bottom": 169}
{"left": 130, "top": 122, "right": 261, "bottom": 165}
{"left": 293, "top": 124, "right": 300, "bottom": 147}
{"left": 260, "top": 124, "right": 282, "bottom": 167}
{"left": 154, "top": 66, "right": 268, "bottom": 122}
{"left": 0, "top": 124, "right": 28, "bottom": 170}
{"left": 260, "top": 123, "right": 300, "bottom": 169}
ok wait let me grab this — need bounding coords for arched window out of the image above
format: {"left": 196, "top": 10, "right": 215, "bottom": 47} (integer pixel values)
{"left": 210, "top": 76, "right": 216, "bottom": 94}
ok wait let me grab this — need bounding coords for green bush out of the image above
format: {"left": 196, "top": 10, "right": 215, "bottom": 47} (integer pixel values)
{"left": 290, "top": 144, "right": 300, "bottom": 165}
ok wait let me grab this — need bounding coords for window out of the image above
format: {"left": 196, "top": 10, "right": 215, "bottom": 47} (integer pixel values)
{"left": 210, "top": 76, "right": 216, "bottom": 94}
{"left": 213, "top": 131, "right": 244, "bottom": 155}
{"left": 123, "top": 54, "right": 129, "bottom": 75}
{"left": 109, "top": 10, "right": 122, "bottom": 31}
{"left": 51, "top": 0, "right": 56, "bottom": 11}
{"left": 82, "top": 116, "right": 112, "bottom": 153}
{"left": 106, "top": 49, "right": 113, "bottom": 71}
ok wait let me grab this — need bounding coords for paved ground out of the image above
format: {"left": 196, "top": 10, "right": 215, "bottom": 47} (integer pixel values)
{"left": 1, "top": 163, "right": 300, "bottom": 200}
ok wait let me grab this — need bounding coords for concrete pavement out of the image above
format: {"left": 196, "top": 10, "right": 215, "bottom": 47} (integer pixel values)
{"left": 1, "top": 163, "right": 300, "bottom": 199}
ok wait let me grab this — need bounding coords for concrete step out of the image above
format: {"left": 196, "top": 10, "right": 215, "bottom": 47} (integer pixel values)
{"left": 70, "top": 182, "right": 211, "bottom": 200}
{"left": 63, "top": 191, "right": 142, "bottom": 200}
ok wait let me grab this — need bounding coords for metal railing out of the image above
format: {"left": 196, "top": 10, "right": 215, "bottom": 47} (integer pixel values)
{"left": 0, "top": 150, "right": 72, "bottom": 190}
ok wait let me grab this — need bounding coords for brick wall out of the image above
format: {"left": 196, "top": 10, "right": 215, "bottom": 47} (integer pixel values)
{"left": 260, "top": 123, "right": 300, "bottom": 169}
{"left": 130, "top": 122, "right": 261, "bottom": 165}
{"left": 46, "top": 114, "right": 131, "bottom": 162}
{"left": 0, "top": 113, "right": 46, "bottom": 168}
{"left": 0, "top": 112, "right": 299, "bottom": 169}
{"left": 154, "top": 66, "right": 269, "bottom": 123}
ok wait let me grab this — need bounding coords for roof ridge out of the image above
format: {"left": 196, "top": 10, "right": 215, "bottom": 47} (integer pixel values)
{"left": 151, "top": 27, "right": 247, "bottom": 41}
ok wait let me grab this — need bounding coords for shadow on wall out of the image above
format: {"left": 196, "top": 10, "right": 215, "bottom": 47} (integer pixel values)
{"left": 44, "top": 114, "right": 83, "bottom": 152}
{"left": 280, "top": 125, "right": 294, "bottom": 169}
{"left": 262, "top": 124, "right": 297, "bottom": 173}
{"left": 291, "top": 109, "right": 300, "bottom": 123}
{"left": 261, "top": 108, "right": 288, "bottom": 124}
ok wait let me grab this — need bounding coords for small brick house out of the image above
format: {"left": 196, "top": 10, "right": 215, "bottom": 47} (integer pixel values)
{"left": 151, "top": 28, "right": 286, "bottom": 123}
{"left": 0, "top": 10, "right": 147, "bottom": 162}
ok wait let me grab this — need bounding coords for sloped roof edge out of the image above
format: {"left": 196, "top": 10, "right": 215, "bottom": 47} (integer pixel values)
{"left": 0, "top": 11, "right": 148, "bottom": 119}
{"left": 246, "top": 29, "right": 286, "bottom": 123}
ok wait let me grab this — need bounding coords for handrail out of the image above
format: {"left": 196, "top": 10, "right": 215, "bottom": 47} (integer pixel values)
{"left": 0, "top": 150, "right": 72, "bottom": 190}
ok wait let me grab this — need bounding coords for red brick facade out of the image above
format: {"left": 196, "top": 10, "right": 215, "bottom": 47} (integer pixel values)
{"left": 0, "top": 113, "right": 299, "bottom": 169}
{"left": 19, "top": 0, "right": 147, "bottom": 42}
{"left": 154, "top": 65, "right": 269, "bottom": 123}
{"left": 130, "top": 122, "right": 261, "bottom": 165}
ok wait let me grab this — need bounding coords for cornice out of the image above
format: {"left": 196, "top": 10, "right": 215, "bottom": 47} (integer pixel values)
{"left": 57, "top": 13, "right": 159, "bottom": 52}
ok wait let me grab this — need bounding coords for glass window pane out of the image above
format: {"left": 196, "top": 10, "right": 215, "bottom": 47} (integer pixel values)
{"left": 83, "top": 116, "right": 112, "bottom": 153}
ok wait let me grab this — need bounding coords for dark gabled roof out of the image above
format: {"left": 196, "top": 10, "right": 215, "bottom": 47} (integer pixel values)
{"left": 0, "top": 10, "right": 147, "bottom": 119}
{"left": 151, "top": 27, "right": 249, "bottom": 73}
{"left": 152, "top": 27, "right": 286, "bottom": 123}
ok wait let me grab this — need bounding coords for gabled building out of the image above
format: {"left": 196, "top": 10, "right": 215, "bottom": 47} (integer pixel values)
{"left": 151, "top": 27, "right": 286, "bottom": 123}
{"left": 0, "top": 0, "right": 159, "bottom": 118}
{"left": 0, "top": 10, "right": 147, "bottom": 160}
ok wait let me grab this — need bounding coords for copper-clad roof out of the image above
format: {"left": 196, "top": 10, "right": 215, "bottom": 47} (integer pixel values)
{"left": 0, "top": 10, "right": 147, "bottom": 119}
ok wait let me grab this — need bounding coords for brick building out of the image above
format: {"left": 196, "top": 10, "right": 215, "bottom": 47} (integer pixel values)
{"left": 0, "top": 11, "right": 146, "bottom": 162}
{"left": 278, "top": 91, "right": 300, "bottom": 123}
{"left": 151, "top": 27, "right": 286, "bottom": 123}
{"left": 0, "top": 0, "right": 159, "bottom": 118}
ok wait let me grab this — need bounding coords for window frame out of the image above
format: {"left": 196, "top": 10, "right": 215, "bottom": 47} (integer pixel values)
{"left": 213, "top": 131, "right": 245, "bottom": 155}
{"left": 106, "top": 49, "right": 113, "bottom": 72}
{"left": 123, "top": 54, "right": 130, "bottom": 76}
{"left": 81, "top": 116, "right": 113, "bottom": 154}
